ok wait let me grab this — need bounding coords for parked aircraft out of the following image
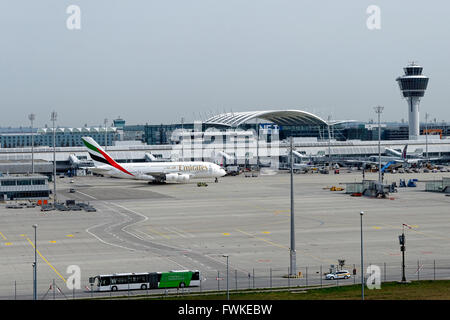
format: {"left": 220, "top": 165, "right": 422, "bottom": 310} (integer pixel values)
{"left": 82, "top": 137, "right": 226, "bottom": 183}
{"left": 344, "top": 145, "right": 432, "bottom": 170}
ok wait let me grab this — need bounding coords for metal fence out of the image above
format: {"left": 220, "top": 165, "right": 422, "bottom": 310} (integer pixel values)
{"left": 3, "top": 258, "right": 450, "bottom": 300}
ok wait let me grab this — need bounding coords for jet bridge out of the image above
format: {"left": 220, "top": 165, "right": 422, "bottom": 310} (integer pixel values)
{"left": 292, "top": 150, "right": 308, "bottom": 160}
{"left": 212, "top": 151, "right": 235, "bottom": 166}
{"left": 145, "top": 153, "right": 158, "bottom": 162}
{"left": 69, "top": 154, "right": 93, "bottom": 168}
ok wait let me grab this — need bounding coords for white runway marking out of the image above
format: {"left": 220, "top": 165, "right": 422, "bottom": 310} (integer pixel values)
{"left": 165, "top": 227, "right": 188, "bottom": 238}
{"left": 76, "top": 190, "right": 98, "bottom": 200}
{"left": 85, "top": 223, "right": 136, "bottom": 252}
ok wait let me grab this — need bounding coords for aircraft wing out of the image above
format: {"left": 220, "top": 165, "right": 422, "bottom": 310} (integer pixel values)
{"left": 140, "top": 170, "right": 192, "bottom": 180}
{"left": 343, "top": 159, "right": 377, "bottom": 165}
{"left": 293, "top": 163, "right": 314, "bottom": 168}
{"left": 84, "top": 167, "right": 110, "bottom": 173}
{"left": 140, "top": 171, "right": 194, "bottom": 182}
{"left": 407, "top": 158, "right": 428, "bottom": 164}
{"left": 143, "top": 171, "right": 192, "bottom": 177}
{"left": 381, "top": 161, "right": 403, "bottom": 172}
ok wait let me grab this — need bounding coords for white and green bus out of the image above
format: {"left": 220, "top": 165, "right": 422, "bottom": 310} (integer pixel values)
{"left": 88, "top": 270, "right": 201, "bottom": 292}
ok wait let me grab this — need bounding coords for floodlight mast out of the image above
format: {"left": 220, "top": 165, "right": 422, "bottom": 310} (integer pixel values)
{"left": 28, "top": 113, "right": 35, "bottom": 173}
{"left": 51, "top": 111, "right": 57, "bottom": 204}
{"left": 289, "top": 136, "right": 296, "bottom": 276}
{"left": 374, "top": 106, "right": 384, "bottom": 184}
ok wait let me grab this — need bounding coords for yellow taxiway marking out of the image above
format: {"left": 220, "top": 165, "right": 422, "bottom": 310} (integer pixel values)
{"left": 66, "top": 234, "right": 74, "bottom": 238}
{"left": 262, "top": 231, "right": 271, "bottom": 234}
{"left": 274, "top": 210, "right": 289, "bottom": 216}
{"left": 147, "top": 228, "right": 170, "bottom": 239}
{"left": 382, "top": 223, "right": 450, "bottom": 241}
{"left": 235, "top": 228, "right": 334, "bottom": 264}
{"left": 1, "top": 232, "right": 12, "bottom": 245}
{"left": 235, "top": 228, "right": 288, "bottom": 250}
{"left": 26, "top": 237, "right": 66, "bottom": 283}
{"left": 372, "top": 226, "right": 382, "bottom": 230}
{"left": 223, "top": 233, "right": 231, "bottom": 236}
{"left": 49, "top": 241, "right": 57, "bottom": 243}
{"left": 408, "top": 227, "right": 450, "bottom": 241}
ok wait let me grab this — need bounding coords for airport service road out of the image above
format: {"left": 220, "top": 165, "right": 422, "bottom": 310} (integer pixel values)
{"left": 0, "top": 171, "right": 449, "bottom": 299}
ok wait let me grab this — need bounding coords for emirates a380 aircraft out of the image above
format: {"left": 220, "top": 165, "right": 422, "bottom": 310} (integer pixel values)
{"left": 82, "top": 137, "right": 226, "bottom": 183}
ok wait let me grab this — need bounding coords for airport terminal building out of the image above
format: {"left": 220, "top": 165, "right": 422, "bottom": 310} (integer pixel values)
{"left": 0, "top": 126, "right": 119, "bottom": 148}
{"left": 0, "top": 110, "right": 449, "bottom": 175}
{"left": 0, "top": 174, "right": 50, "bottom": 201}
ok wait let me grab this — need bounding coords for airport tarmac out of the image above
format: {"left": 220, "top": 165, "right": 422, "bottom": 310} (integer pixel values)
{"left": 0, "top": 170, "right": 449, "bottom": 299}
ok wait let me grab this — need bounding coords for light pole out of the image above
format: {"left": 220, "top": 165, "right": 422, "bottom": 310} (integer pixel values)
{"left": 425, "top": 113, "right": 429, "bottom": 163}
{"left": 374, "top": 106, "right": 384, "bottom": 184}
{"left": 327, "top": 116, "right": 332, "bottom": 171}
{"left": 399, "top": 224, "right": 408, "bottom": 283}
{"left": 256, "top": 123, "right": 260, "bottom": 170}
{"left": 51, "top": 111, "right": 57, "bottom": 204}
{"left": 181, "top": 117, "right": 184, "bottom": 161}
{"left": 289, "top": 136, "right": 296, "bottom": 276}
{"left": 104, "top": 118, "right": 108, "bottom": 151}
{"left": 32, "top": 224, "right": 37, "bottom": 300}
{"left": 360, "top": 211, "right": 364, "bottom": 301}
{"left": 222, "top": 254, "right": 229, "bottom": 300}
{"left": 28, "top": 114, "right": 35, "bottom": 174}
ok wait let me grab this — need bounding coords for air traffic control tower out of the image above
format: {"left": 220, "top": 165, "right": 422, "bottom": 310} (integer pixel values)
{"left": 396, "top": 62, "right": 429, "bottom": 140}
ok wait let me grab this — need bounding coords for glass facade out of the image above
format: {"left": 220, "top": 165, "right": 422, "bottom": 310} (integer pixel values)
{"left": 0, "top": 127, "right": 119, "bottom": 148}
{"left": 397, "top": 64, "right": 429, "bottom": 98}
{"left": 398, "top": 78, "right": 429, "bottom": 92}
{"left": 0, "top": 176, "right": 50, "bottom": 200}
{"left": 141, "top": 120, "right": 450, "bottom": 144}
{"left": 404, "top": 66, "right": 423, "bottom": 75}
{"left": 113, "top": 118, "right": 126, "bottom": 129}
{"left": 144, "top": 123, "right": 195, "bottom": 145}
{"left": 1, "top": 118, "right": 449, "bottom": 149}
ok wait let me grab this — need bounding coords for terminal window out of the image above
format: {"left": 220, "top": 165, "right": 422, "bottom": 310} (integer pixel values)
{"left": 1, "top": 180, "right": 16, "bottom": 186}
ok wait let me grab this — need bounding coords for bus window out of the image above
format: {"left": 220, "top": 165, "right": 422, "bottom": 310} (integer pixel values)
{"left": 116, "top": 276, "right": 128, "bottom": 285}
{"left": 100, "top": 277, "right": 110, "bottom": 286}
{"left": 192, "top": 272, "right": 200, "bottom": 281}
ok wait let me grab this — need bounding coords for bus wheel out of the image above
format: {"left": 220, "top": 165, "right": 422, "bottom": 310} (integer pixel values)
{"left": 111, "top": 286, "right": 118, "bottom": 291}
{"left": 179, "top": 282, "right": 185, "bottom": 288}
{"left": 141, "top": 284, "right": 147, "bottom": 290}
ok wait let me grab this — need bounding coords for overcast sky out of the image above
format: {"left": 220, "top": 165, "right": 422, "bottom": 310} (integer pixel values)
{"left": 1, "top": 0, "right": 449, "bottom": 128}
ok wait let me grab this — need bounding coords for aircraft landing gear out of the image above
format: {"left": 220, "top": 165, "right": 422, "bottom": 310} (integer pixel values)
{"left": 148, "top": 179, "right": 165, "bottom": 184}
{"left": 215, "top": 177, "right": 218, "bottom": 183}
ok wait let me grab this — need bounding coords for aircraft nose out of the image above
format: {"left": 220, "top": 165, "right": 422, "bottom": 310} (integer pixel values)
{"left": 219, "top": 168, "right": 226, "bottom": 176}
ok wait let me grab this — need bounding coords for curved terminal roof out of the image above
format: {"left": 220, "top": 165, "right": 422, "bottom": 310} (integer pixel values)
{"left": 204, "top": 110, "right": 331, "bottom": 127}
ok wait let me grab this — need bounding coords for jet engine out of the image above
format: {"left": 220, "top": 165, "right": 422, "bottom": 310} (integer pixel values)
{"left": 165, "top": 173, "right": 190, "bottom": 183}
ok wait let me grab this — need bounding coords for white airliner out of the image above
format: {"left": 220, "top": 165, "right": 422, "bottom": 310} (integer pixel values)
{"left": 82, "top": 137, "right": 226, "bottom": 183}
{"left": 344, "top": 144, "right": 438, "bottom": 171}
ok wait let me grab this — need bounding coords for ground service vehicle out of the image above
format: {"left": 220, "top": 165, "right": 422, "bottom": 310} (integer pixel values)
{"left": 325, "top": 270, "right": 351, "bottom": 280}
{"left": 89, "top": 270, "right": 200, "bottom": 291}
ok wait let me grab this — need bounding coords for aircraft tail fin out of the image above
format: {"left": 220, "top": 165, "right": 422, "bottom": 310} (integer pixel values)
{"left": 81, "top": 137, "right": 134, "bottom": 176}
{"left": 402, "top": 144, "right": 408, "bottom": 160}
